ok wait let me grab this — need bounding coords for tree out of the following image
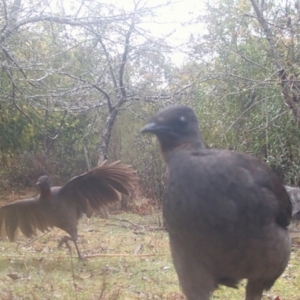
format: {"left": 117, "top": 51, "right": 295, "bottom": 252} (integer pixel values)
{"left": 250, "top": 0, "right": 300, "bottom": 124}
{"left": 0, "top": 0, "right": 176, "bottom": 177}
{"left": 179, "top": 0, "right": 300, "bottom": 184}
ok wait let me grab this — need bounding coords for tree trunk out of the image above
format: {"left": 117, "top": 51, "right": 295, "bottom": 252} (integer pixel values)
{"left": 98, "top": 107, "right": 119, "bottom": 163}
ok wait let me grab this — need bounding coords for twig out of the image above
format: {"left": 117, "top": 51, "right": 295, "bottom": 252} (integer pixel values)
{"left": 110, "top": 217, "right": 165, "bottom": 231}
{"left": 83, "top": 253, "right": 162, "bottom": 258}
{"left": 1, "top": 253, "right": 164, "bottom": 259}
{"left": 111, "top": 217, "right": 143, "bottom": 228}
{"left": 17, "top": 231, "right": 51, "bottom": 248}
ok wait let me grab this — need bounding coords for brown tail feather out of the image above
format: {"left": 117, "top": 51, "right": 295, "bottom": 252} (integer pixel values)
{"left": 60, "top": 161, "right": 138, "bottom": 215}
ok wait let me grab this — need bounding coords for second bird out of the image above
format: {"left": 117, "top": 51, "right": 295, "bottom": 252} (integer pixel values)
{"left": 0, "top": 160, "right": 138, "bottom": 259}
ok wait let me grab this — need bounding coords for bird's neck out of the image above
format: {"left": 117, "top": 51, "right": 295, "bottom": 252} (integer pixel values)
{"left": 161, "top": 141, "right": 203, "bottom": 163}
{"left": 39, "top": 188, "right": 52, "bottom": 202}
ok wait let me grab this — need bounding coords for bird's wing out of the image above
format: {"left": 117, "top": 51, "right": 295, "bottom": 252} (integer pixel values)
{"left": 206, "top": 151, "right": 292, "bottom": 228}
{"left": 0, "top": 198, "right": 52, "bottom": 241}
{"left": 166, "top": 150, "right": 292, "bottom": 229}
{"left": 266, "top": 180, "right": 292, "bottom": 227}
{"left": 58, "top": 160, "right": 138, "bottom": 214}
{"left": 225, "top": 152, "right": 292, "bottom": 227}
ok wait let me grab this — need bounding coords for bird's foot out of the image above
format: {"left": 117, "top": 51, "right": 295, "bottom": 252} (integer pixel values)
{"left": 58, "top": 236, "right": 72, "bottom": 249}
{"left": 57, "top": 236, "right": 85, "bottom": 260}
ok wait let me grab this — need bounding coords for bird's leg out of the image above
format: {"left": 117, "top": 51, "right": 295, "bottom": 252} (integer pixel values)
{"left": 72, "top": 239, "right": 84, "bottom": 261}
{"left": 57, "top": 235, "right": 72, "bottom": 249}
{"left": 58, "top": 236, "right": 84, "bottom": 260}
{"left": 245, "top": 280, "right": 264, "bottom": 300}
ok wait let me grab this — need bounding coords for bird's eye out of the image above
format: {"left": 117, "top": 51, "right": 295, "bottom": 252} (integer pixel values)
{"left": 178, "top": 115, "right": 187, "bottom": 127}
{"left": 179, "top": 116, "right": 186, "bottom": 123}
{"left": 174, "top": 115, "right": 188, "bottom": 131}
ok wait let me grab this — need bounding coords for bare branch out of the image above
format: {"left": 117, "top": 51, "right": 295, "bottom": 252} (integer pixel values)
{"left": 59, "top": 72, "right": 110, "bottom": 103}
{"left": 249, "top": 0, "right": 283, "bottom": 70}
{"left": 119, "top": 14, "right": 136, "bottom": 100}
{"left": 0, "top": 0, "right": 8, "bottom": 33}
{"left": 91, "top": 30, "right": 118, "bottom": 91}
{"left": 10, "top": 0, "right": 21, "bottom": 18}
{"left": 0, "top": 13, "right": 131, "bottom": 43}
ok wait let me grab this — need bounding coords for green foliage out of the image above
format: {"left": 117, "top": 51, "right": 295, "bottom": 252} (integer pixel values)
{"left": 0, "top": 104, "right": 100, "bottom": 190}
{"left": 0, "top": 103, "right": 37, "bottom": 155}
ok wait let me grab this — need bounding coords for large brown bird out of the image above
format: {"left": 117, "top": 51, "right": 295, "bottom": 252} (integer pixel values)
{"left": 141, "top": 105, "right": 291, "bottom": 300}
{"left": 284, "top": 185, "right": 300, "bottom": 220}
{"left": 0, "top": 160, "right": 137, "bottom": 259}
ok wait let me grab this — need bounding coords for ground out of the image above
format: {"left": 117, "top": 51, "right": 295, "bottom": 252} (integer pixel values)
{"left": 0, "top": 194, "right": 299, "bottom": 300}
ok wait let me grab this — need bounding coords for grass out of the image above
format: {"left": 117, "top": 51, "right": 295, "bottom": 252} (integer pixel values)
{"left": 0, "top": 197, "right": 300, "bottom": 299}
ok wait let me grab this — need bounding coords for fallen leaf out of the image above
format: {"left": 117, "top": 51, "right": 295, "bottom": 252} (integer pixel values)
{"left": 134, "top": 244, "right": 143, "bottom": 254}
{"left": 7, "top": 273, "right": 20, "bottom": 280}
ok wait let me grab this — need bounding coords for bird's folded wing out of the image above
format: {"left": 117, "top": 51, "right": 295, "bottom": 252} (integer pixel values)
{"left": 240, "top": 158, "right": 292, "bottom": 227}
{"left": 0, "top": 198, "right": 52, "bottom": 241}
{"left": 167, "top": 151, "right": 292, "bottom": 228}
{"left": 232, "top": 156, "right": 292, "bottom": 227}
{"left": 58, "top": 160, "right": 138, "bottom": 213}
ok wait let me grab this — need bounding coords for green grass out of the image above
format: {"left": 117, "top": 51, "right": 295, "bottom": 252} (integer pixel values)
{"left": 0, "top": 211, "right": 299, "bottom": 299}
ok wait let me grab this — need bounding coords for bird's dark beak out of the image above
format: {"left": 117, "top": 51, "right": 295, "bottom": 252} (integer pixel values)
{"left": 36, "top": 182, "right": 41, "bottom": 187}
{"left": 141, "top": 122, "right": 171, "bottom": 135}
{"left": 140, "top": 122, "right": 157, "bottom": 133}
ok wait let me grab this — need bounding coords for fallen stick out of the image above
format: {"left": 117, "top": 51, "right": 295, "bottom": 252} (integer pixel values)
{"left": 1, "top": 253, "right": 165, "bottom": 259}
{"left": 83, "top": 253, "right": 163, "bottom": 258}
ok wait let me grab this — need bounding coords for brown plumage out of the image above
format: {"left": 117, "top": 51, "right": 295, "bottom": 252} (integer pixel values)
{"left": 0, "top": 160, "right": 137, "bottom": 259}
{"left": 141, "top": 105, "right": 291, "bottom": 300}
{"left": 284, "top": 185, "right": 300, "bottom": 220}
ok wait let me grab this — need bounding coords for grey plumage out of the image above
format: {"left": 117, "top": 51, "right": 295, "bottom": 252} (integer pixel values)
{"left": 141, "top": 105, "right": 291, "bottom": 300}
{"left": 284, "top": 185, "right": 300, "bottom": 220}
{"left": 0, "top": 160, "right": 138, "bottom": 259}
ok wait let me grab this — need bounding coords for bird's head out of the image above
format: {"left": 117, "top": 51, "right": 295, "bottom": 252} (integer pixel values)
{"left": 141, "top": 105, "right": 203, "bottom": 158}
{"left": 36, "top": 175, "right": 52, "bottom": 190}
